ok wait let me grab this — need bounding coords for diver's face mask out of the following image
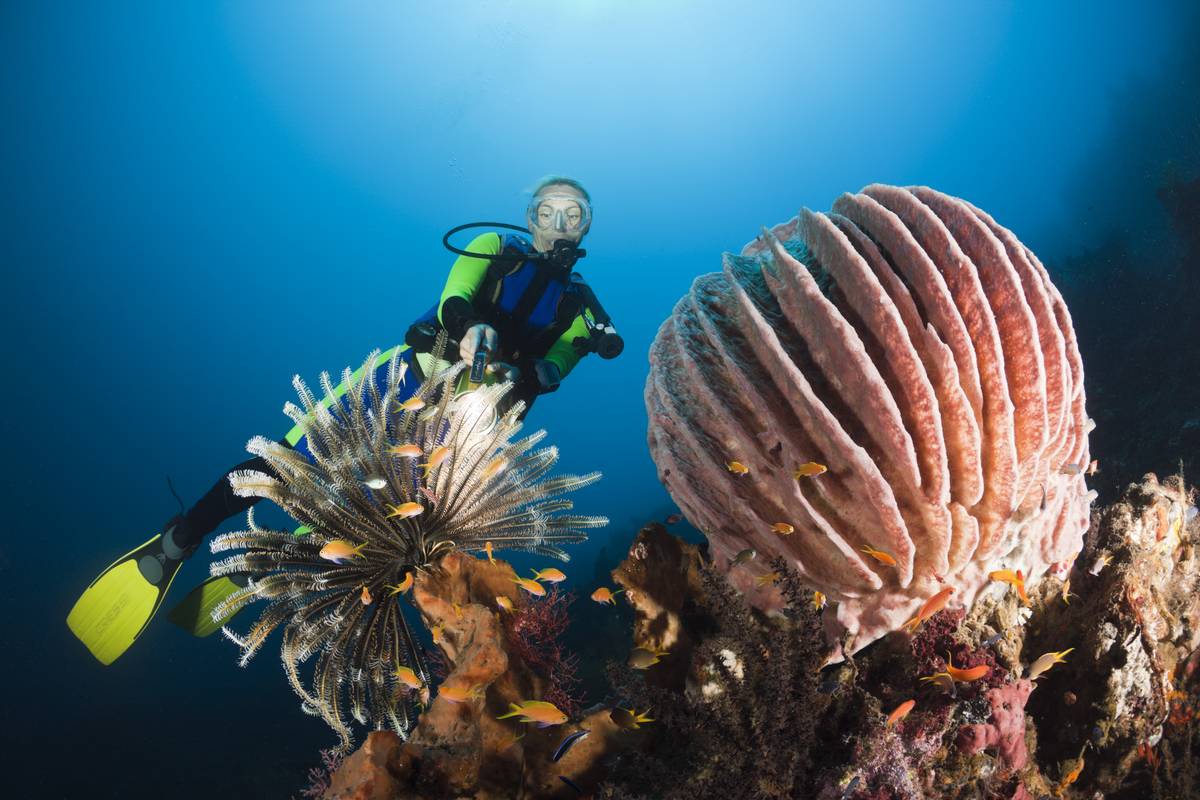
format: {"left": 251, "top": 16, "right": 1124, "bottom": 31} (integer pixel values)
{"left": 527, "top": 192, "right": 591, "bottom": 251}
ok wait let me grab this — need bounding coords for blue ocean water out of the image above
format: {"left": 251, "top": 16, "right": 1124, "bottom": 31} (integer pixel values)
{"left": 2, "top": 2, "right": 1197, "bottom": 797}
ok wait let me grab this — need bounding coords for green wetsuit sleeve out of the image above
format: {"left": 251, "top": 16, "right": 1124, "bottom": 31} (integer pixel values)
{"left": 542, "top": 310, "right": 592, "bottom": 379}
{"left": 438, "top": 232, "right": 501, "bottom": 337}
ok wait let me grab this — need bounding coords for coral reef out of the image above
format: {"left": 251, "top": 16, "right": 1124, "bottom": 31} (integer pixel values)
{"left": 600, "top": 472, "right": 1199, "bottom": 800}
{"left": 208, "top": 342, "right": 605, "bottom": 749}
{"left": 322, "top": 551, "right": 630, "bottom": 799}
{"left": 646, "top": 184, "right": 1093, "bottom": 653}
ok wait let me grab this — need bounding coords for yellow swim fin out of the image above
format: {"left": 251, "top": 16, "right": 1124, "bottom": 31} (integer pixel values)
{"left": 67, "top": 518, "right": 193, "bottom": 665}
{"left": 167, "top": 574, "right": 250, "bottom": 638}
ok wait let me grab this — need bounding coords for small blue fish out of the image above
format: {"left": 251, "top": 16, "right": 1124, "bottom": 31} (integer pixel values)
{"left": 552, "top": 729, "right": 590, "bottom": 763}
{"left": 559, "top": 775, "right": 584, "bottom": 794}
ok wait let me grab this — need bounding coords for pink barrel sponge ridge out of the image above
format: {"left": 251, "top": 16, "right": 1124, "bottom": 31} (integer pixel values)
{"left": 645, "top": 184, "right": 1093, "bottom": 654}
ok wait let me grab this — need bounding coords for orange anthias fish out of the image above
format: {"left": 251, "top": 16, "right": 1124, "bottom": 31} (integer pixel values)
{"left": 903, "top": 587, "right": 955, "bottom": 634}
{"left": 755, "top": 571, "right": 782, "bottom": 587}
{"left": 591, "top": 586, "right": 624, "bottom": 605}
{"left": 886, "top": 699, "right": 915, "bottom": 726}
{"left": 610, "top": 707, "right": 654, "bottom": 730}
{"left": 431, "top": 624, "right": 444, "bottom": 644}
{"left": 860, "top": 546, "right": 898, "bottom": 567}
{"left": 665, "top": 513, "right": 683, "bottom": 525}
{"left": 496, "top": 596, "right": 514, "bottom": 613}
{"left": 385, "top": 572, "right": 414, "bottom": 595}
{"left": 813, "top": 591, "right": 826, "bottom": 610}
{"left": 319, "top": 539, "right": 367, "bottom": 563}
{"left": 484, "top": 541, "right": 495, "bottom": 564}
{"left": 453, "top": 603, "right": 463, "bottom": 620}
{"left": 496, "top": 700, "right": 568, "bottom": 727}
{"left": 793, "top": 462, "right": 828, "bottom": 478}
{"left": 419, "top": 445, "right": 451, "bottom": 477}
{"left": 628, "top": 647, "right": 669, "bottom": 670}
{"left": 396, "top": 396, "right": 426, "bottom": 412}
{"left": 385, "top": 502, "right": 424, "bottom": 520}
{"left": 1061, "top": 579, "right": 1074, "bottom": 605}
{"left": 388, "top": 443, "right": 423, "bottom": 458}
{"left": 531, "top": 567, "right": 567, "bottom": 583}
{"left": 394, "top": 664, "right": 423, "bottom": 690}
{"left": 726, "top": 461, "right": 750, "bottom": 475}
{"left": 439, "top": 682, "right": 483, "bottom": 704}
{"left": 1086, "top": 459, "right": 1100, "bottom": 476}
{"left": 1057, "top": 752, "right": 1085, "bottom": 794}
{"left": 770, "top": 522, "right": 795, "bottom": 536}
{"left": 1028, "top": 648, "right": 1074, "bottom": 681}
{"left": 512, "top": 576, "right": 546, "bottom": 596}
{"left": 919, "top": 671, "right": 957, "bottom": 696}
{"left": 360, "top": 585, "right": 373, "bottom": 605}
{"left": 944, "top": 652, "right": 989, "bottom": 682}
{"left": 482, "top": 456, "right": 508, "bottom": 481}
{"left": 989, "top": 569, "right": 1029, "bottom": 605}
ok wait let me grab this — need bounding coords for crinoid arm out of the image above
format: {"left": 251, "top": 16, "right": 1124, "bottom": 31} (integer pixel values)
{"left": 213, "top": 335, "right": 606, "bottom": 750}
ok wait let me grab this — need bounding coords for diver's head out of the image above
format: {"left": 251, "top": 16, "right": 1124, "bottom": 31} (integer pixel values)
{"left": 526, "top": 175, "right": 591, "bottom": 253}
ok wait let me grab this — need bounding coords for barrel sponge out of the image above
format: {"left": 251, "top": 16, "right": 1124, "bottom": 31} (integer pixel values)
{"left": 645, "top": 184, "right": 1092, "bottom": 653}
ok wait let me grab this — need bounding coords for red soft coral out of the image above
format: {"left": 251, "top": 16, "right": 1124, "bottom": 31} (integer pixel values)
{"left": 502, "top": 586, "right": 583, "bottom": 717}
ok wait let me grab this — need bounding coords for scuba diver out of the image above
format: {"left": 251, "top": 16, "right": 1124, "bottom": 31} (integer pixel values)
{"left": 67, "top": 175, "right": 622, "bottom": 665}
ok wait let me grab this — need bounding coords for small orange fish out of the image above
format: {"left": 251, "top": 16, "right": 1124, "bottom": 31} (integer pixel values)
{"left": 1086, "top": 459, "right": 1099, "bottom": 476}
{"left": 385, "top": 572, "right": 414, "bottom": 595}
{"left": 610, "top": 707, "right": 654, "bottom": 730}
{"left": 1027, "top": 648, "right": 1073, "bottom": 681}
{"left": 496, "top": 596, "right": 514, "bottom": 612}
{"left": 919, "top": 671, "right": 957, "bottom": 695}
{"left": 944, "top": 652, "right": 989, "bottom": 682}
{"left": 591, "top": 586, "right": 624, "bottom": 605}
{"left": 360, "top": 585, "right": 373, "bottom": 605}
{"left": 418, "top": 445, "right": 451, "bottom": 477}
{"left": 628, "top": 647, "right": 669, "bottom": 669}
{"left": 385, "top": 502, "right": 424, "bottom": 519}
{"left": 755, "top": 571, "right": 782, "bottom": 587}
{"left": 496, "top": 699, "right": 568, "bottom": 726}
{"left": 860, "top": 546, "right": 897, "bottom": 567}
{"left": 512, "top": 576, "right": 546, "bottom": 596}
{"left": 1138, "top": 740, "right": 1160, "bottom": 771}
{"left": 396, "top": 396, "right": 426, "bottom": 412}
{"left": 388, "top": 443, "right": 423, "bottom": 458}
{"left": 989, "top": 569, "right": 1029, "bottom": 605}
{"left": 1061, "top": 579, "right": 1074, "bottom": 605}
{"left": 482, "top": 456, "right": 507, "bottom": 481}
{"left": 770, "top": 522, "right": 795, "bottom": 535}
{"left": 813, "top": 591, "right": 826, "bottom": 610}
{"left": 484, "top": 541, "right": 495, "bottom": 564}
{"left": 726, "top": 461, "right": 750, "bottom": 475}
{"left": 318, "top": 539, "right": 367, "bottom": 563}
{"left": 793, "top": 462, "right": 828, "bottom": 478}
{"left": 665, "top": 513, "right": 683, "bottom": 525}
{"left": 439, "top": 682, "right": 483, "bottom": 704}
{"left": 431, "top": 624, "right": 444, "bottom": 644}
{"left": 903, "top": 587, "right": 955, "bottom": 634}
{"left": 886, "top": 699, "right": 915, "bottom": 726}
{"left": 393, "top": 664, "right": 423, "bottom": 690}
{"left": 453, "top": 602, "right": 463, "bottom": 620}
{"left": 1057, "top": 752, "right": 1085, "bottom": 793}
{"left": 531, "top": 567, "right": 567, "bottom": 583}
{"left": 418, "top": 486, "right": 438, "bottom": 504}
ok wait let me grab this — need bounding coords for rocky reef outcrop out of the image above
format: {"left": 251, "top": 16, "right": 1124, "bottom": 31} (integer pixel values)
{"left": 645, "top": 184, "right": 1093, "bottom": 654}
{"left": 319, "top": 552, "right": 627, "bottom": 799}
{"left": 599, "top": 473, "right": 1199, "bottom": 799}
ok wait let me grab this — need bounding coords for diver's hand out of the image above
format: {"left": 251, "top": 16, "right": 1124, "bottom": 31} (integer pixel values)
{"left": 486, "top": 361, "right": 521, "bottom": 384}
{"left": 459, "top": 324, "right": 498, "bottom": 363}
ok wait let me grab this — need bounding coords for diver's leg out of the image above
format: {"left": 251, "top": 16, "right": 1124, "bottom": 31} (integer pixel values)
{"left": 171, "top": 441, "right": 290, "bottom": 550}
